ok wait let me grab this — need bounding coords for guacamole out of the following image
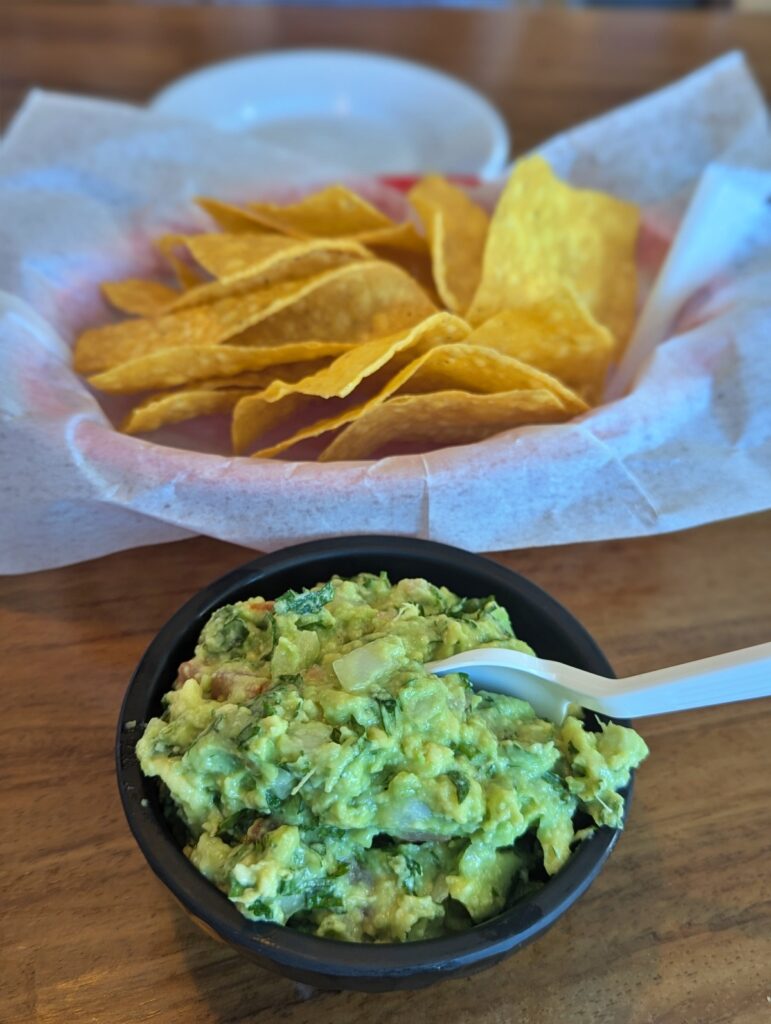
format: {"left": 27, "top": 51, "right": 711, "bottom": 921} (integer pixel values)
{"left": 137, "top": 574, "right": 648, "bottom": 942}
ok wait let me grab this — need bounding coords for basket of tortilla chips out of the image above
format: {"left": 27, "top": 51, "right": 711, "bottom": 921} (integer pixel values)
{"left": 74, "top": 161, "right": 638, "bottom": 462}
{"left": 1, "top": 53, "right": 769, "bottom": 572}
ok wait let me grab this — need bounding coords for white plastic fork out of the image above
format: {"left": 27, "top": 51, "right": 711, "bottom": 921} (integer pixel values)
{"left": 425, "top": 642, "right": 771, "bottom": 724}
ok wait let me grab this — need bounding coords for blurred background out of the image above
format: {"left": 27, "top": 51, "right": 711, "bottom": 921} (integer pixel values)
{"left": 17, "top": 0, "right": 771, "bottom": 11}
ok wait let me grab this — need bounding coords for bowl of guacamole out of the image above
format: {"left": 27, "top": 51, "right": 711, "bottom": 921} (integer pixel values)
{"left": 117, "top": 535, "right": 647, "bottom": 991}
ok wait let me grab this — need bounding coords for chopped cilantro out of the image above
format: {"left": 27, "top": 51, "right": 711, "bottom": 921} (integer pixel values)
{"left": 306, "top": 884, "right": 343, "bottom": 911}
{"left": 275, "top": 582, "right": 334, "bottom": 617}
{"left": 377, "top": 696, "right": 398, "bottom": 734}
{"left": 202, "top": 607, "right": 249, "bottom": 655}
{"left": 448, "top": 770, "right": 471, "bottom": 803}
{"left": 247, "top": 898, "right": 273, "bottom": 918}
{"left": 217, "top": 808, "right": 258, "bottom": 843}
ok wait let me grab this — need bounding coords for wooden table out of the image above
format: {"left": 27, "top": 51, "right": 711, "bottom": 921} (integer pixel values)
{"left": 2, "top": 6, "right": 771, "bottom": 146}
{"left": 2, "top": 6, "right": 770, "bottom": 1023}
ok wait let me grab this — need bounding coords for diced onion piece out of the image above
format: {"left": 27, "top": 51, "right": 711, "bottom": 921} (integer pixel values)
{"left": 332, "top": 636, "right": 406, "bottom": 692}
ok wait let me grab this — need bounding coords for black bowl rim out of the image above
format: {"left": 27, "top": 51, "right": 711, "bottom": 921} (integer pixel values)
{"left": 116, "top": 535, "right": 629, "bottom": 981}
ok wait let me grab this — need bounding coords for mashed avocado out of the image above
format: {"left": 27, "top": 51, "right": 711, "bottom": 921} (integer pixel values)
{"left": 137, "top": 573, "right": 648, "bottom": 942}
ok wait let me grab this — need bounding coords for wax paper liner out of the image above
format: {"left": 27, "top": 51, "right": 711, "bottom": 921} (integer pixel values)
{"left": 0, "top": 52, "right": 769, "bottom": 573}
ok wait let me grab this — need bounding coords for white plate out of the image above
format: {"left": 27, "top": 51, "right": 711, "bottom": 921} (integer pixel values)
{"left": 150, "top": 49, "right": 509, "bottom": 179}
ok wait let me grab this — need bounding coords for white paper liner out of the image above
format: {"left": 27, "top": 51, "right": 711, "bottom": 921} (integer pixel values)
{"left": 1, "top": 52, "right": 769, "bottom": 573}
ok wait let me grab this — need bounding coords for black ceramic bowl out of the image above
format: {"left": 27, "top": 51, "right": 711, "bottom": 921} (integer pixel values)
{"left": 116, "top": 535, "right": 633, "bottom": 992}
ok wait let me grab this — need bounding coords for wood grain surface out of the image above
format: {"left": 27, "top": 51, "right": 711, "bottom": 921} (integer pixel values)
{"left": 2, "top": 6, "right": 771, "bottom": 151}
{"left": 1, "top": 6, "right": 770, "bottom": 1023}
{"left": 3, "top": 514, "right": 770, "bottom": 1024}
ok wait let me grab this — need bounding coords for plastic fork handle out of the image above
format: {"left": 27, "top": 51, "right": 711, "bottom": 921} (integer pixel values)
{"left": 598, "top": 641, "right": 771, "bottom": 719}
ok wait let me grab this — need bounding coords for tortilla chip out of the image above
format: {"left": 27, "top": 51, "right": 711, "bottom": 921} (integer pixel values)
{"left": 250, "top": 397, "right": 366, "bottom": 459}
{"left": 409, "top": 176, "right": 489, "bottom": 313}
{"left": 88, "top": 341, "right": 353, "bottom": 393}
{"left": 122, "top": 361, "right": 331, "bottom": 434}
{"left": 320, "top": 388, "right": 579, "bottom": 461}
{"left": 400, "top": 346, "right": 587, "bottom": 409}
{"left": 256, "top": 312, "right": 467, "bottom": 403}
{"left": 103, "top": 242, "right": 371, "bottom": 323}
{"left": 198, "top": 188, "right": 427, "bottom": 252}
{"left": 155, "top": 235, "right": 207, "bottom": 289}
{"left": 468, "top": 285, "right": 616, "bottom": 402}
{"left": 192, "top": 369, "right": 326, "bottom": 391}
{"left": 196, "top": 197, "right": 277, "bottom": 235}
{"left": 232, "top": 312, "right": 469, "bottom": 454}
{"left": 467, "top": 156, "right": 639, "bottom": 344}
{"left": 74, "top": 262, "right": 398, "bottom": 375}
{"left": 123, "top": 388, "right": 251, "bottom": 435}
{"left": 168, "top": 233, "right": 295, "bottom": 278}
{"left": 76, "top": 275, "right": 316, "bottom": 375}
{"left": 353, "top": 222, "right": 428, "bottom": 254}
{"left": 101, "top": 280, "right": 181, "bottom": 317}
{"left": 252, "top": 342, "right": 586, "bottom": 458}
{"left": 196, "top": 185, "right": 390, "bottom": 239}
{"left": 245, "top": 185, "right": 395, "bottom": 237}
{"left": 179, "top": 233, "right": 369, "bottom": 283}
{"left": 380, "top": 247, "right": 439, "bottom": 304}
{"left": 156, "top": 236, "right": 371, "bottom": 313}
{"left": 180, "top": 247, "right": 374, "bottom": 318}
{"left": 236, "top": 260, "right": 436, "bottom": 347}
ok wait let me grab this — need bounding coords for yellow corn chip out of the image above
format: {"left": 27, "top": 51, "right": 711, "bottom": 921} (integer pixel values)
{"left": 123, "top": 389, "right": 251, "bottom": 435}
{"left": 196, "top": 197, "right": 277, "bottom": 235}
{"left": 253, "top": 342, "right": 586, "bottom": 458}
{"left": 197, "top": 185, "right": 392, "bottom": 240}
{"left": 255, "top": 312, "right": 468, "bottom": 403}
{"left": 155, "top": 235, "right": 207, "bottom": 289}
{"left": 467, "top": 285, "right": 615, "bottom": 402}
{"left": 353, "top": 222, "right": 428, "bottom": 254}
{"left": 238, "top": 261, "right": 436, "bottom": 348}
{"left": 176, "top": 233, "right": 370, "bottom": 284}
{"left": 165, "top": 250, "right": 361, "bottom": 314}
{"left": 151, "top": 236, "right": 371, "bottom": 314}
{"left": 88, "top": 341, "right": 353, "bottom": 393}
{"left": 169, "top": 233, "right": 296, "bottom": 279}
{"left": 251, "top": 396, "right": 363, "bottom": 459}
{"left": 102, "top": 241, "right": 371, "bottom": 322}
{"left": 101, "top": 280, "right": 181, "bottom": 317}
{"left": 409, "top": 176, "right": 489, "bottom": 314}
{"left": 192, "top": 369, "right": 328, "bottom": 391}
{"left": 76, "top": 275, "right": 318, "bottom": 375}
{"left": 321, "top": 388, "right": 578, "bottom": 462}
{"left": 232, "top": 312, "right": 469, "bottom": 454}
{"left": 400, "top": 346, "right": 587, "bottom": 410}
{"left": 467, "top": 156, "right": 639, "bottom": 344}
{"left": 246, "top": 185, "right": 394, "bottom": 237}
{"left": 122, "top": 361, "right": 331, "bottom": 435}
{"left": 74, "top": 262, "right": 399, "bottom": 375}
{"left": 199, "top": 189, "right": 426, "bottom": 253}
